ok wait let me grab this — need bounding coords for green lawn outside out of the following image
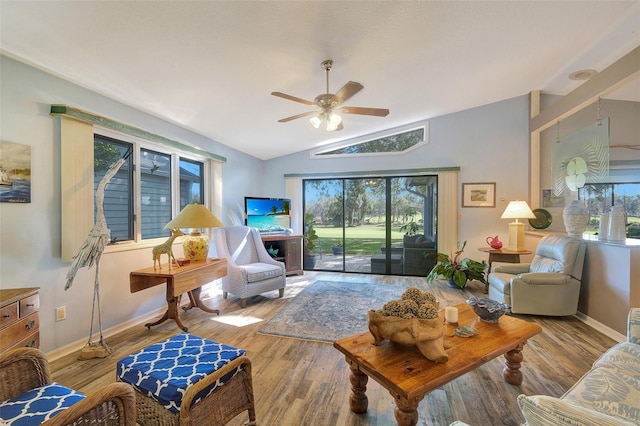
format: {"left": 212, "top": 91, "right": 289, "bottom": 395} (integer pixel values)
{"left": 313, "top": 224, "right": 408, "bottom": 254}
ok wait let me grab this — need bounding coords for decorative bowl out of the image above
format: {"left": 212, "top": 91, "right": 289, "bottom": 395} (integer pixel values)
{"left": 466, "top": 297, "right": 509, "bottom": 323}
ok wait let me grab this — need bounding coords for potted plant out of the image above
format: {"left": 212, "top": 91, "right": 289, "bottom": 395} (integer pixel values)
{"left": 426, "top": 241, "right": 488, "bottom": 289}
{"left": 331, "top": 241, "right": 344, "bottom": 255}
{"left": 303, "top": 214, "right": 319, "bottom": 269}
{"left": 400, "top": 221, "right": 422, "bottom": 245}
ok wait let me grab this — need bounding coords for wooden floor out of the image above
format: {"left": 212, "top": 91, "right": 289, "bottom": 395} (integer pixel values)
{"left": 50, "top": 272, "right": 617, "bottom": 426}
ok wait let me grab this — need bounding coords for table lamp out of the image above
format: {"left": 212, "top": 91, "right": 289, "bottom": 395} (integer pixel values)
{"left": 501, "top": 201, "right": 536, "bottom": 251}
{"left": 164, "top": 203, "right": 224, "bottom": 261}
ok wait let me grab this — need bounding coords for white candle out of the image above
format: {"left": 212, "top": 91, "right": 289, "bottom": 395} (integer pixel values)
{"left": 445, "top": 306, "right": 459, "bottom": 324}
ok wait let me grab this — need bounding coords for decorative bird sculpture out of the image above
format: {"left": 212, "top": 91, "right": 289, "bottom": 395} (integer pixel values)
{"left": 65, "top": 151, "right": 128, "bottom": 360}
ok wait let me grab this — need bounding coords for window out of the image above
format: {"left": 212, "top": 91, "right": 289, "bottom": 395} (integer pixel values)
{"left": 94, "top": 135, "right": 133, "bottom": 242}
{"left": 95, "top": 134, "right": 206, "bottom": 244}
{"left": 311, "top": 126, "right": 427, "bottom": 158}
{"left": 579, "top": 182, "right": 640, "bottom": 239}
{"left": 179, "top": 158, "right": 204, "bottom": 208}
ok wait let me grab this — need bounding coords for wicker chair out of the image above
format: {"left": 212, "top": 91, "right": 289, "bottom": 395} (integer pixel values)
{"left": 0, "top": 347, "right": 136, "bottom": 425}
{"left": 212, "top": 225, "right": 286, "bottom": 308}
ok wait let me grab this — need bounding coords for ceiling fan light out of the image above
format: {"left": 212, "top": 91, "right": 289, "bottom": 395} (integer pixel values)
{"left": 328, "top": 112, "right": 342, "bottom": 126}
{"left": 309, "top": 115, "right": 322, "bottom": 128}
{"left": 326, "top": 121, "right": 339, "bottom": 131}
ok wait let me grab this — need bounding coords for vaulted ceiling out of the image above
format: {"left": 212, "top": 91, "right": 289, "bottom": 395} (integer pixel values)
{"left": 1, "top": 1, "right": 638, "bottom": 160}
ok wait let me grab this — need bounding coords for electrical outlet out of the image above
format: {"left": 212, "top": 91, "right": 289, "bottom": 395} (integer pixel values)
{"left": 55, "top": 306, "right": 66, "bottom": 322}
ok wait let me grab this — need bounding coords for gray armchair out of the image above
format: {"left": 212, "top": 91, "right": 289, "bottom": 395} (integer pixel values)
{"left": 487, "top": 235, "right": 586, "bottom": 316}
{"left": 212, "top": 226, "right": 286, "bottom": 308}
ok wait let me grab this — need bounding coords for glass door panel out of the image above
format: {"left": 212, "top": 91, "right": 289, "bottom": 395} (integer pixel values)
{"left": 390, "top": 176, "right": 438, "bottom": 276}
{"left": 303, "top": 175, "right": 437, "bottom": 275}
{"left": 303, "top": 179, "right": 342, "bottom": 271}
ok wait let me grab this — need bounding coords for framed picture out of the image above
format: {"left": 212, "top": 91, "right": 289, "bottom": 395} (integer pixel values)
{"left": 462, "top": 182, "right": 495, "bottom": 207}
{"left": 0, "top": 141, "right": 31, "bottom": 203}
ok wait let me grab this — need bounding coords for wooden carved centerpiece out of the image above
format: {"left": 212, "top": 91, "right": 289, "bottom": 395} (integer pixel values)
{"left": 368, "top": 288, "right": 448, "bottom": 363}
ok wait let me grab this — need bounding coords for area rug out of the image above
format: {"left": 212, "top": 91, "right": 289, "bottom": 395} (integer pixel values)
{"left": 258, "top": 280, "right": 407, "bottom": 343}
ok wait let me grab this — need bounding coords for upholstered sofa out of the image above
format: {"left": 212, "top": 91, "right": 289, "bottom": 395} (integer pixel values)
{"left": 518, "top": 308, "right": 640, "bottom": 426}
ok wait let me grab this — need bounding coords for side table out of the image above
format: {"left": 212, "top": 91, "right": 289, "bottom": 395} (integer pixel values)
{"left": 478, "top": 247, "right": 532, "bottom": 292}
{"left": 130, "top": 258, "right": 227, "bottom": 332}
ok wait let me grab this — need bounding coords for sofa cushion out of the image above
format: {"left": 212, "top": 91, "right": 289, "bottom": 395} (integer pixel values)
{"left": 0, "top": 382, "right": 85, "bottom": 425}
{"left": 560, "top": 365, "right": 640, "bottom": 424}
{"left": 117, "top": 333, "right": 246, "bottom": 414}
{"left": 242, "top": 262, "right": 283, "bottom": 283}
{"left": 518, "top": 394, "right": 637, "bottom": 426}
{"left": 592, "top": 342, "right": 640, "bottom": 379}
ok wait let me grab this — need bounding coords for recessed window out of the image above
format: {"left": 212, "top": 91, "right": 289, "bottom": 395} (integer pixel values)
{"left": 312, "top": 126, "right": 427, "bottom": 157}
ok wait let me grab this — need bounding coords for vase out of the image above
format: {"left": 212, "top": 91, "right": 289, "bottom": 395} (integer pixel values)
{"left": 598, "top": 213, "right": 609, "bottom": 240}
{"left": 563, "top": 200, "right": 589, "bottom": 237}
{"left": 608, "top": 205, "right": 627, "bottom": 241}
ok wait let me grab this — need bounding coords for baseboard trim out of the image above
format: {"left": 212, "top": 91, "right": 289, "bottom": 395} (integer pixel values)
{"left": 574, "top": 311, "right": 626, "bottom": 343}
{"left": 45, "top": 302, "right": 188, "bottom": 362}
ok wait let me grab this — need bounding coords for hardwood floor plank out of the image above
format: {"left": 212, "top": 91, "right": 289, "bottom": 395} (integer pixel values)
{"left": 49, "top": 271, "right": 617, "bottom": 426}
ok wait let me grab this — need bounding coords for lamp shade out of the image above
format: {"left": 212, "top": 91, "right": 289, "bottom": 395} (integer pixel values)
{"left": 501, "top": 201, "right": 536, "bottom": 220}
{"left": 164, "top": 204, "right": 224, "bottom": 230}
{"left": 164, "top": 204, "right": 224, "bottom": 261}
{"left": 501, "top": 201, "right": 535, "bottom": 251}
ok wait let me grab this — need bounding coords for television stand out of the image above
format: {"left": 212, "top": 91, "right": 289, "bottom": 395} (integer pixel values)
{"left": 261, "top": 234, "right": 303, "bottom": 276}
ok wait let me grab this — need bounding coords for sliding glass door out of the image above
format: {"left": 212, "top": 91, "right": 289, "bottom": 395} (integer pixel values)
{"left": 303, "top": 175, "right": 437, "bottom": 276}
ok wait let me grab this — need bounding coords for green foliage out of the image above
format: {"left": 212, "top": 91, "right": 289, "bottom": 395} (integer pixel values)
{"left": 304, "top": 213, "right": 319, "bottom": 256}
{"left": 426, "top": 241, "right": 487, "bottom": 288}
{"left": 94, "top": 140, "right": 122, "bottom": 171}
{"left": 400, "top": 221, "right": 420, "bottom": 236}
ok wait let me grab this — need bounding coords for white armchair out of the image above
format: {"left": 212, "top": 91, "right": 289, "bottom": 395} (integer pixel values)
{"left": 212, "top": 226, "right": 286, "bottom": 308}
{"left": 487, "top": 235, "right": 586, "bottom": 316}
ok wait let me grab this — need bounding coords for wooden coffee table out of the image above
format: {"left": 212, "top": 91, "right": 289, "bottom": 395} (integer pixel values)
{"left": 333, "top": 303, "right": 542, "bottom": 426}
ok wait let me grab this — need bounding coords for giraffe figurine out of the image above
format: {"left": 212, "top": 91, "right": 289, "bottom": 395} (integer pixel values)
{"left": 152, "top": 229, "right": 185, "bottom": 269}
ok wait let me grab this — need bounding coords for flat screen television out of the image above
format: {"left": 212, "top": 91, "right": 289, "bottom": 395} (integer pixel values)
{"left": 244, "top": 197, "right": 291, "bottom": 233}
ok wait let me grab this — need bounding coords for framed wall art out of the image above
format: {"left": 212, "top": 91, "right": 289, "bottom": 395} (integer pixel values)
{"left": 0, "top": 141, "right": 31, "bottom": 203}
{"left": 462, "top": 182, "right": 495, "bottom": 208}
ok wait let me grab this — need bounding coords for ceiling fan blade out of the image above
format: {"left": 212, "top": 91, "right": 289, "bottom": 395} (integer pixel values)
{"left": 331, "top": 81, "right": 364, "bottom": 105}
{"left": 340, "top": 106, "right": 390, "bottom": 117}
{"left": 271, "top": 92, "right": 316, "bottom": 106}
{"left": 277, "top": 111, "right": 318, "bottom": 123}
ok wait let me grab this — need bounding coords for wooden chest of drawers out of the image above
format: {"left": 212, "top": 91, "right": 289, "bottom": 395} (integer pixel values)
{"left": 0, "top": 287, "right": 40, "bottom": 354}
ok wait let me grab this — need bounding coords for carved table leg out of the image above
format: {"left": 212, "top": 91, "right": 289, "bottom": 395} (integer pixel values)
{"left": 393, "top": 396, "right": 420, "bottom": 426}
{"left": 503, "top": 342, "right": 525, "bottom": 385}
{"left": 347, "top": 360, "right": 368, "bottom": 414}
{"left": 184, "top": 287, "right": 220, "bottom": 314}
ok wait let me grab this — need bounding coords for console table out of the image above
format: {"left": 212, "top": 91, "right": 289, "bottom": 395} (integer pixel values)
{"left": 129, "top": 258, "right": 227, "bottom": 332}
{"left": 261, "top": 234, "right": 303, "bottom": 275}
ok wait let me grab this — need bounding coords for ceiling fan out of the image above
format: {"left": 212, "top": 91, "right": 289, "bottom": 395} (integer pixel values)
{"left": 271, "top": 59, "right": 390, "bottom": 131}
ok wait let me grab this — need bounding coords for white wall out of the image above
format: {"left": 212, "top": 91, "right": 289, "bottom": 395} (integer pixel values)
{"left": 0, "top": 54, "right": 535, "bottom": 354}
{"left": 264, "top": 95, "right": 533, "bottom": 261}
{"left": 0, "top": 55, "right": 264, "bottom": 352}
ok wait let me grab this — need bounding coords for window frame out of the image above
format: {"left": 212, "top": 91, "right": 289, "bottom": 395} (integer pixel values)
{"left": 95, "top": 127, "right": 212, "bottom": 252}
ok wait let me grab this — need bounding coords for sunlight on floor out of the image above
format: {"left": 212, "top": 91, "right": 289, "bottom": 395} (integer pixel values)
{"left": 210, "top": 315, "right": 264, "bottom": 327}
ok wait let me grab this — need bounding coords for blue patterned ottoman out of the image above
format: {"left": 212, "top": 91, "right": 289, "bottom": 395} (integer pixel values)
{"left": 117, "top": 333, "right": 256, "bottom": 426}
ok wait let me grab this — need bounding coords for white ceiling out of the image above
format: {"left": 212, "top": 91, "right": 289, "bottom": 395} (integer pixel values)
{"left": 1, "top": 1, "right": 639, "bottom": 160}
